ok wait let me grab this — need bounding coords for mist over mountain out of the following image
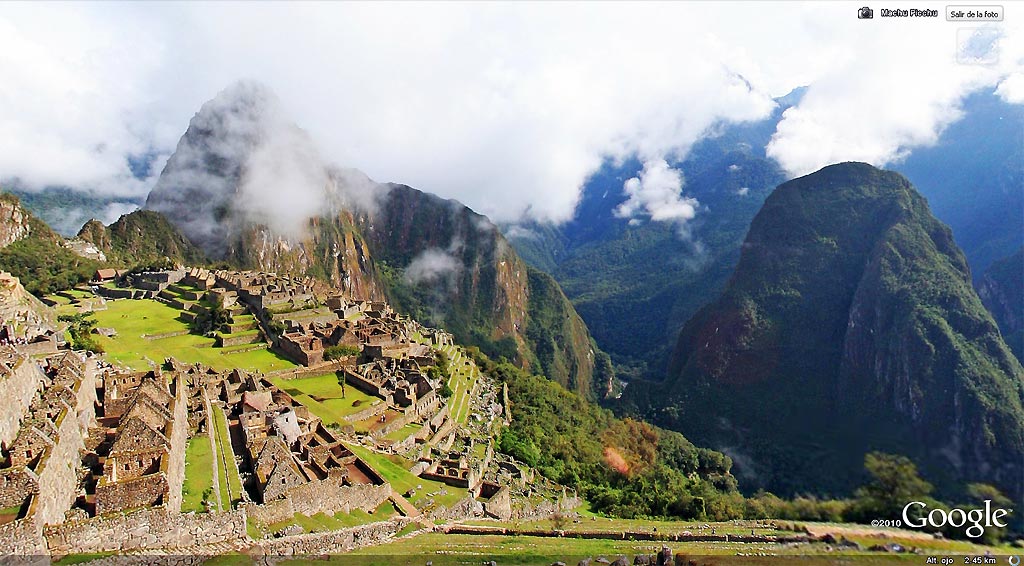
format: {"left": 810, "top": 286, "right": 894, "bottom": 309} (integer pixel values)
{"left": 145, "top": 82, "right": 613, "bottom": 398}
{"left": 624, "top": 162, "right": 1023, "bottom": 501}
{"left": 505, "top": 91, "right": 796, "bottom": 379}
{"left": 507, "top": 89, "right": 1023, "bottom": 381}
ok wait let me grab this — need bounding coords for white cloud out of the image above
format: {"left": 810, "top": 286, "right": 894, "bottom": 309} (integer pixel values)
{"left": 0, "top": 2, "right": 1020, "bottom": 221}
{"left": 404, "top": 249, "right": 462, "bottom": 284}
{"left": 766, "top": 15, "right": 1024, "bottom": 177}
{"left": 616, "top": 159, "right": 697, "bottom": 224}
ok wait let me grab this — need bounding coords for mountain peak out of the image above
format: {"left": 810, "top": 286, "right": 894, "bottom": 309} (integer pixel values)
{"left": 650, "top": 162, "right": 1023, "bottom": 500}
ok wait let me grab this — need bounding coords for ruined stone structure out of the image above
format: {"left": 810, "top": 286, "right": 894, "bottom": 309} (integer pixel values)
{"left": 93, "top": 370, "right": 188, "bottom": 516}
{"left": 0, "top": 352, "right": 99, "bottom": 553}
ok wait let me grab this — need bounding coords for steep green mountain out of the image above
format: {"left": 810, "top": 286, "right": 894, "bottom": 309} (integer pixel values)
{"left": 365, "top": 184, "right": 614, "bottom": 397}
{"left": 145, "top": 81, "right": 611, "bottom": 398}
{"left": 628, "top": 163, "right": 1024, "bottom": 502}
{"left": 0, "top": 192, "right": 101, "bottom": 295}
{"left": 77, "top": 210, "right": 208, "bottom": 267}
{"left": 978, "top": 247, "right": 1023, "bottom": 362}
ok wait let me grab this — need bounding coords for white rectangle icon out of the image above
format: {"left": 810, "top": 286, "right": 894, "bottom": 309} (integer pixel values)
{"left": 947, "top": 5, "right": 1003, "bottom": 21}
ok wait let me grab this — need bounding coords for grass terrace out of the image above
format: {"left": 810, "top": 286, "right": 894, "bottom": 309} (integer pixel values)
{"left": 270, "top": 373, "right": 382, "bottom": 426}
{"left": 212, "top": 404, "right": 243, "bottom": 506}
{"left": 84, "top": 298, "right": 296, "bottom": 372}
{"left": 439, "top": 344, "right": 479, "bottom": 425}
{"left": 258, "top": 500, "right": 401, "bottom": 536}
{"left": 182, "top": 434, "right": 215, "bottom": 513}
{"left": 384, "top": 422, "right": 421, "bottom": 443}
{"left": 343, "top": 442, "right": 466, "bottom": 511}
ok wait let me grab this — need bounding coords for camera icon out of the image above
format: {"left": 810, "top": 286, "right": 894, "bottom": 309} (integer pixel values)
{"left": 858, "top": 6, "right": 874, "bottom": 19}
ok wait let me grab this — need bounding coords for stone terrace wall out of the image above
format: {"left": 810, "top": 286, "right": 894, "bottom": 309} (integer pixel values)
{"left": 0, "top": 357, "right": 46, "bottom": 448}
{"left": 246, "top": 481, "right": 391, "bottom": 526}
{"left": 44, "top": 506, "right": 248, "bottom": 554}
{"left": 244, "top": 498, "right": 293, "bottom": 526}
{"left": 252, "top": 517, "right": 412, "bottom": 556}
{"left": 0, "top": 514, "right": 45, "bottom": 554}
{"left": 269, "top": 361, "right": 349, "bottom": 380}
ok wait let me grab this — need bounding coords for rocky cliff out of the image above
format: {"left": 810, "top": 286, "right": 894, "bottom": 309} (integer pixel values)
{"left": 0, "top": 193, "right": 33, "bottom": 249}
{"left": 639, "top": 163, "right": 1024, "bottom": 500}
{"left": 0, "top": 271, "right": 55, "bottom": 339}
{"left": 977, "top": 247, "right": 1023, "bottom": 362}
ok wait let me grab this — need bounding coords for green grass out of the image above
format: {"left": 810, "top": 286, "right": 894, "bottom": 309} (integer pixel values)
{"left": 439, "top": 344, "right": 478, "bottom": 425}
{"left": 211, "top": 404, "right": 242, "bottom": 506}
{"left": 86, "top": 298, "right": 296, "bottom": 372}
{"left": 384, "top": 422, "right": 421, "bottom": 442}
{"left": 343, "top": 442, "right": 464, "bottom": 510}
{"left": 270, "top": 373, "right": 381, "bottom": 425}
{"left": 182, "top": 434, "right": 215, "bottom": 512}
{"left": 52, "top": 552, "right": 117, "bottom": 566}
{"left": 338, "top": 529, "right": 1012, "bottom": 565}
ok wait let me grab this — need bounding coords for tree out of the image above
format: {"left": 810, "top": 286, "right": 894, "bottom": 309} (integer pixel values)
{"left": 194, "top": 296, "right": 230, "bottom": 336}
{"left": 58, "top": 313, "right": 104, "bottom": 353}
{"left": 324, "top": 344, "right": 360, "bottom": 360}
{"left": 336, "top": 370, "right": 347, "bottom": 399}
{"left": 848, "top": 452, "right": 933, "bottom": 523}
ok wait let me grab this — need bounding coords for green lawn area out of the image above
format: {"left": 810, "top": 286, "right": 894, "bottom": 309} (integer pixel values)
{"left": 343, "top": 442, "right": 465, "bottom": 510}
{"left": 182, "top": 434, "right": 215, "bottom": 513}
{"left": 85, "top": 298, "right": 296, "bottom": 372}
{"left": 384, "top": 422, "right": 421, "bottom": 442}
{"left": 270, "top": 373, "right": 382, "bottom": 425}
{"left": 211, "top": 404, "right": 243, "bottom": 506}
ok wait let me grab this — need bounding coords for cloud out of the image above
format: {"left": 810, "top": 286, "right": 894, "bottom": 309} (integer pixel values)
{"left": 616, "top": 159, "right": 698, "bottom": 224}
{"left": 767, "top": 19, "right": 1024, "bottom": 177}
{"left": 404, "top": 248, "right": 462, "bottom": 284}
{"left": 0, "top": 2, "right": 1020, "bottom": 223}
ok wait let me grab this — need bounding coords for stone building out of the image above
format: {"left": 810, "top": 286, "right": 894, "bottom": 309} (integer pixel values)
{"left": 94, "top": 372, "right": 188, "bottom": 516}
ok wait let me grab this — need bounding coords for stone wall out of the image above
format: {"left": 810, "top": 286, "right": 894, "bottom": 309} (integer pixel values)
{"left": 246, "top": 480, "right": 391, "bottom": 526}
{"left": 44, "top": 506, "right": 248, "bottom": 554}
{"left": 218, "top": 332, "right": 263, "bottom": 348}
{"left": 345, "top": 400, "right": 388, "bottom": 423}
{"left": 243, "top": 498, "right": 293, "bottom": 525}
{"left": 268, "top": 362, "right": 349, "bottom": 381}
{"left": 0, "top": 513, "right": 45, "bottom": 554}
{"left": 0, "top": 357, "right": 46, "bottom": 449}
{"left": 164, "top": 378, "right": 189, "bottom": 513}
{"left": 372, "top": 409, "right": 417, "bottom": 438}
{"left": 252, "top": 517, "right": 412, "bottom": 556}
{"left": 0, "top": 468, "right": 36, "bottom": 508}
{"left": 483, "top": 485, "right": 512, "bottom": 520}
{"left": 31, "top": 405, "right": 86, "bottom": 525}
{"left": 426, "top": 494, "right": 484, "bottom": 522}
{"left": 94, "top": 473, "right": 168, "bottom": 516}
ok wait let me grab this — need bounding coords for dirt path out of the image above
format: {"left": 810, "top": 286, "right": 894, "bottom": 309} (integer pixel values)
{"left": 803, "top": 523, "right": 936, "bottom": 541}
{"left": 390, "top": 490, "right": 421, "bottom": 518}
